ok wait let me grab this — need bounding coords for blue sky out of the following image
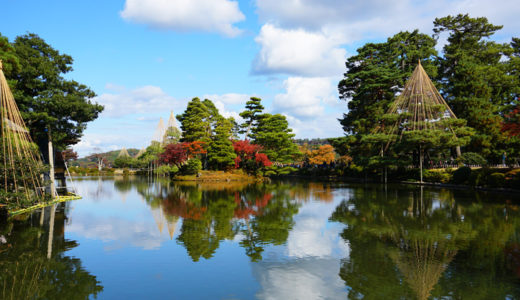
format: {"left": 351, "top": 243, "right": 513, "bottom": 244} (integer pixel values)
{"left": 1, "top": 0, "right": 518, "bottom": 156}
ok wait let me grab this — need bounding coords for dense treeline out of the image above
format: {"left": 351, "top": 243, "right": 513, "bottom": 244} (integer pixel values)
{"left": 113, "top": 97, "right": 301, "bottom": 177}
{"left": 337, "top": 14, "right": 520, "bottom": 175}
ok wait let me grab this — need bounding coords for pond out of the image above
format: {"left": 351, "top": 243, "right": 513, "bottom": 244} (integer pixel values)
{"left": 1, "top": 177, "right": 520, "bottom": 299}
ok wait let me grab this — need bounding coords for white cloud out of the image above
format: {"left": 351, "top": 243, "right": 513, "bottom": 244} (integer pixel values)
{"left": 213, "top": 100, "right": 243, "bottom": 122}
{"left": 252, "top": 24, "right": 346, "bottom": 77}
{"left": 273, "top": 77, "right": 337, "bottom": 118}
{"left": 255, "top": 0, "right": 520, "bottom": 40}
{"left": 95, "top": 85, "right": 182, "bottom": 118}
{"left": 203, "top": 93, "right": 251, "bottom": 105}
{"left": 285, "top": 112, "right": 344, "bottom": 139}
{"left": 256, "top": 0, "right": 410, "bottom": 31}
{"left": 121, "top": 0, "right": 245, "bottom": 37}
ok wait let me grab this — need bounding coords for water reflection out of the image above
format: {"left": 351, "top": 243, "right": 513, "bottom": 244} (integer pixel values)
{"left": 5, "top": 177, "right": 519, "bottom": 299}
{"left": 331, "top": 185, "right": 520, "bottom": 299}
{"left": 129, "top": 178, "right": 305, "bottom": 262}
{"left": 0, "top": 204, "right": 103, "bottom": 299}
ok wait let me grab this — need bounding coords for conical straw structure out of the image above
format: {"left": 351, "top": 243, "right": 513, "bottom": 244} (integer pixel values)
{"left": 377, "top": 61, "right": 459, "bottom": 148}
{"left": 0, "top": 60, "right": 45, "bottom": 205}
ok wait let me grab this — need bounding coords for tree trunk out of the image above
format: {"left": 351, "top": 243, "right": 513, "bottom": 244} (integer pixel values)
{"left": 456, "top": 146, "right": 461, "bottom": 158}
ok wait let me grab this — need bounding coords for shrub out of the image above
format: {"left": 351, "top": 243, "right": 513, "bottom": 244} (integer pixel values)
{"left": 181, "top": 159, "right": 202, "bottom": 175}
{"left": 504, "top": 169, "right": 520, "bottom": 189}
{"left": 155, "top": 165, "right": 179, "bottom": 176}
{"left": 262, "top": 165, "right": 297, "bottom": 176}
{"left": 423, "top": 170, "right": 452, "bottom": 183}
{"left": 452, "top": 166, "right": 471, "bottom": 184}
{"left": 458, "top": 152, "right": 487, "bottom": 166}
{"left": 488, "top": 172, "right": 505, "bottom": 187}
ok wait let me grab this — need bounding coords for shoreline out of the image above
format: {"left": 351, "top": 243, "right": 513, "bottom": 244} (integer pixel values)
{"left": 276, "top": 174, "right": 520, "bottom": 194}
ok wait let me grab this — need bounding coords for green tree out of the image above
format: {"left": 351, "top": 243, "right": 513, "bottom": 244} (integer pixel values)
{"left": 207, "top": 117, "right": 236, "bottom": 170}
{"left": 338, "top": 30, "right": 437, "bottom": 136}
{"left": 176, "top": 98, "right": 211, "bottom": 143}
{"left": 433, "top": 14, "right": 515, "bottom": 159}
{"left": 252, "top": 113, "right": 300, "bottom": 163}
{"left": 239, "top": 97, "right": 264, "bottom": 139}
{"left": 4, "top": 33, "right": 103, "bottom": 149}
{"left": 338, "top": 30, "right": 438, "bottom": 170}
{"left": 163, "top": 126, "right": 181, "bottom": 145}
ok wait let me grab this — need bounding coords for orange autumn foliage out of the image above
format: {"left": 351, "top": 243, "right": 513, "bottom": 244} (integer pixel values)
{"left": 308, "top": 144, "right": 335, "bottom": 165}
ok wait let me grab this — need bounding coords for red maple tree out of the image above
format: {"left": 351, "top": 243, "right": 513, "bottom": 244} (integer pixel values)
{"left": 160, "top": 143, "right": 188, "bottom": 166}
{"left": 183, "top": 141, "right": 207, "bottom": 158}
{"left": 502, "top": 106, "right": 520, "bottom": 137}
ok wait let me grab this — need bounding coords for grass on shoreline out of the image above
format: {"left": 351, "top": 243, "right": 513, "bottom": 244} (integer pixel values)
{"left": 174, "top": 170, "right": 261, "bottom": 182}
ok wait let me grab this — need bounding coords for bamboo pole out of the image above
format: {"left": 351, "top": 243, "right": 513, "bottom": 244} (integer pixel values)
{"left": 47, "top": 130, "right": 56, "bottom": 198}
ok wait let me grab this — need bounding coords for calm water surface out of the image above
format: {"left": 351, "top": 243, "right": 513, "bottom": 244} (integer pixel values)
{"left": 1, "top": 177, "right": 520, "bottom": 299}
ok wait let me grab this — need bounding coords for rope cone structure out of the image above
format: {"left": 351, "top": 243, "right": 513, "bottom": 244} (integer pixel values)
{"left": 0, "top": 60, "right": 45, "bottom": 205}
{"left": 378, "top": 61, "right": 458, "bottom": 147}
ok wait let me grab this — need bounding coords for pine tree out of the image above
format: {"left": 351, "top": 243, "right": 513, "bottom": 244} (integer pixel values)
{"left": 252, "top": 114, "right": 300, "bottom": 164}
{"left": 433, "top": 14, "right": 515, "bottom": 160}
{"left": 338, "top": 30, "right": 438, "bottom": 169}
{"left": 207, "top": 117, "right": 236, "bottom": 170}
{"left": 176, "top": 98, "right": 211, "bottom": 143}
{"left": 338, "top": 30, "right": 437, "bottom": 137}
{"left": 239, "top": 97, "right": 264, "bottom": 139}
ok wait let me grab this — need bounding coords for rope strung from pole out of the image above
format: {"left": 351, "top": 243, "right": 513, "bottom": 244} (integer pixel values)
{"left": 0, "top": 59, "right": 45, "bottom": 205}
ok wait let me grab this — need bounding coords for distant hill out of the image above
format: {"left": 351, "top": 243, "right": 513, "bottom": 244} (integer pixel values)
{"left": 72, "top": 148, "right": 140, "bottom": 168}
{"left": 293, "top": 138, "right": 332, "bottom": 146}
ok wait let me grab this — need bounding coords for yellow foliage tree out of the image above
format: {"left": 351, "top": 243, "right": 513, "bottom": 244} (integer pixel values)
{"left": 308, "top": 145, "right": 335, "bottom": 165}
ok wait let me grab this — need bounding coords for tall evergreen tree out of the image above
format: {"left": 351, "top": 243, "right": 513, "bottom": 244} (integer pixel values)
{"left": 176, "top": 98, "right": 211, "bottom": 143}
{"left": 433, "top": 14, "right": 515, "bottom": 159}
{"left": 252, "top": 114, "right": 300, "bottom": 164}
{"left": 207, "top": 117, "right": 236, "bottom": 169}
{"left": 239, "top": 97, "right": 264, "bottom": 139}
{"left": 1, "top": 33, "right": 103, "bottom": 149}
{"left": 338, "top": 30, "right": 438, "bottom": 169}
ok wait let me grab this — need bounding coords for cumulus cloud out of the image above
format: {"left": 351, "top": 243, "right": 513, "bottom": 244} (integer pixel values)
{"left": 94, "top": 85, "right": 182, "bottom": 118}
{"left": 252, "top": 24, "right": 346, "bottom": 77}
{"left": 256, "top": 0, "right": 410, "bottom": 32}
{"left": 272, "top": 77, "right": 337, "bottom": 118}
{"left": 284, "top": 112, "right": 344, "bottom": 139}
{"left": 213, "top": 100, "right": 243, "bottom": 122}
{"left": 203, "top": 93, "right": 251, "bottom": 105}
{"left": 121, "top": 0, "right": 245, "bottom": 37}
{"left": 252, "top": 0, "right": 519, "bottom": 78}
{"left": 256, "top": 0, "right": 520, "bottom": 37}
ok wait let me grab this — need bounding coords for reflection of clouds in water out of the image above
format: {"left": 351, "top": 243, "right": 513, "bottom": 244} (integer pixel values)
{"left": 253, "top": 258, "right": 348, "bottom": 300}
{"left": 67, "top": 213, "right": 166, "bottom": 250}
{"left": 287, "top": 198, "right": 348, "bottom": 259}
{"left": 253, "top": 192, "right": 349, "bottom": 299}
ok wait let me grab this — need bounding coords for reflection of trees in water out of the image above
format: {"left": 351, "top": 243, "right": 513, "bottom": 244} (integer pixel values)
{"left": 285, "top": 181, "right": 335, "bottom": 203}
{"left": 130, "top": 178, "right": 326, "bottom": 262}
{"left": 0, "top": 204, "right": 103, "bottom": 299}
{"left": 331, "top": 186, "right": 520, "bottom": 299}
